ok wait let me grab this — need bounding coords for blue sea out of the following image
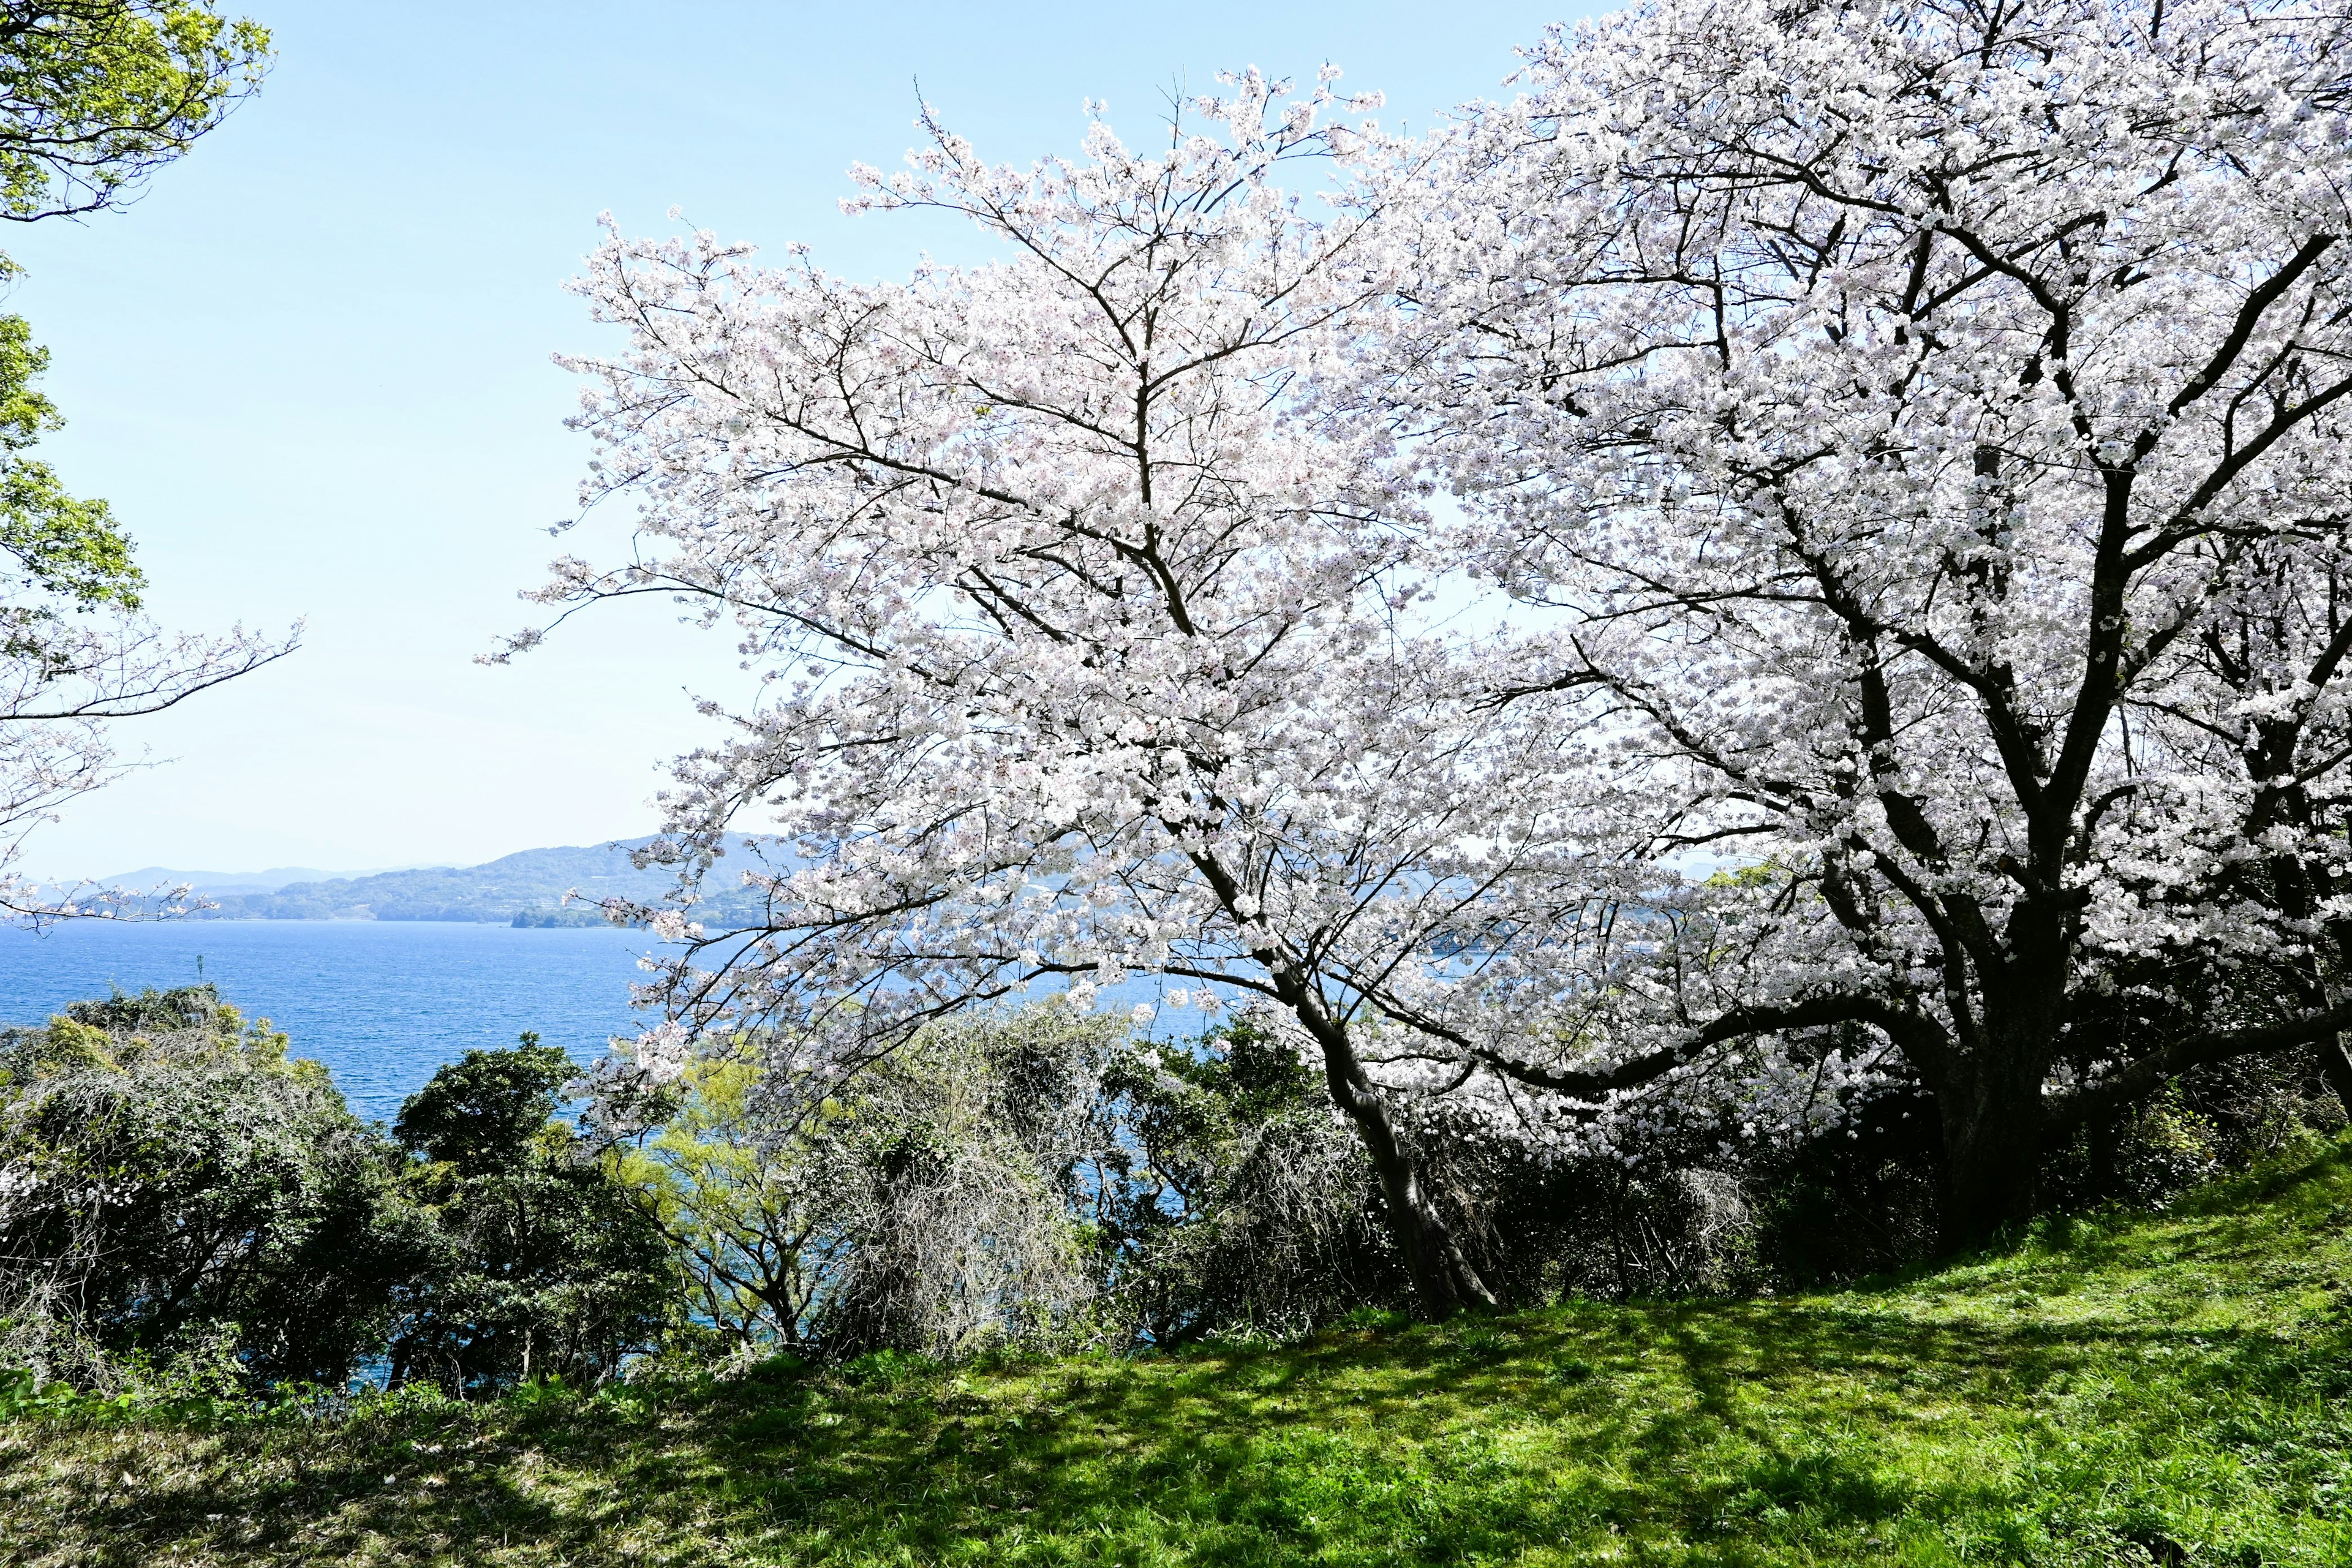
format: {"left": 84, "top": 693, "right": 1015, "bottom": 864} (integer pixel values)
{"left": 0, "top": 919, "right": 656, "bottom": 1121}
{"left": 0, "top": 920, "right": 1223, "bottom": 1123}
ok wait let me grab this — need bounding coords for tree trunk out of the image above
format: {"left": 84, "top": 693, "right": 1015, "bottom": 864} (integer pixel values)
{"left": 1607, "top": 1166, "right": 1630, "bottom": 1302}
{"left": 2316, "top": 1034, "right": 2352, "bottom": 1124}
{"left": 1316, "top": 1037, "right": 1495, "bottom": 1316}
{"left": 2088, "top": 1106, "right": 2119, "bottom": 1205}
{"left": 1935, "top": 1050, "right": 2046, "bottom": 1250}
{"left": 1343, "top": 1095, "right": 1496, "bottom": 1319}
{"left": 1271, "top": 969, "right": 1496, "bottom": 1317}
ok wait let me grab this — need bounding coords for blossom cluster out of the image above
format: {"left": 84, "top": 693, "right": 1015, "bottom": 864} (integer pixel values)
{"left": 535, "top": 1, "right": 2352, "bottom": 1210}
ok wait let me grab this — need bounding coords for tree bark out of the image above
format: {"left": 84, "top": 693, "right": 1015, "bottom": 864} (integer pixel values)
{"left": 1270, "top": 966, "right": 1496, "bottom": 1317}
{"left": 1932, "top": 1049, "right": 2047, "bottom": 1250}
{"left": 2316, "top": 1034, "right": 2352, "bottom": 1123}
{"left": 1333, "top": 1078, "right": 1496, "bottom": 1319}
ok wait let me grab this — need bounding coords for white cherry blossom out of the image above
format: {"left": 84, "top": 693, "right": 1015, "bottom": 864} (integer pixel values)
{"left": 1371, "top": 0, "right": 2352, "bottom": 1242}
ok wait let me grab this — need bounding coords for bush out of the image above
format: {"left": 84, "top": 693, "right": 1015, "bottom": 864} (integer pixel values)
{"left": 0, "top": 997, "right": 682, "bottom": 1402}
{"left": 1746, "top": 1090, "right": 1944, "bottom": 1289}
{"left": 2045, "top": 1051, "right": 2348, "bottom": 1218}
{"left": 616, "top": 1010, "right": 1411, "bottom": 1358}
{"left": 0, "top": 987, "right": 418, "bottom": 1393}
{"left": 1099, "top": 1021, "right": 1406, "bottom": 1343}
{"left": 15, "top": 986, "right": 2337, "bottom": 1403}
{"left": 796, "top": 1008, "right": 1121, "bottom": 1359}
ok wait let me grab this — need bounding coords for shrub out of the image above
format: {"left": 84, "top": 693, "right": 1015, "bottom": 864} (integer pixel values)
{"left": 799, "top": 1008, "right": 1120, "bottom": 1359}
{"left": 1099, "top": 1021, "right": 1406, "bottom": 1343}
{"left": 0, "top": 986, "right": 418, "bottom": 1393}
{"left": 620, "top": 1009, "right": 1408, "bottom": 1359}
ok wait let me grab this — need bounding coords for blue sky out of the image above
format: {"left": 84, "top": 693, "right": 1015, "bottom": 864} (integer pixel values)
{"left": 13, "top": 0, "right": 1588, "bottom": 877}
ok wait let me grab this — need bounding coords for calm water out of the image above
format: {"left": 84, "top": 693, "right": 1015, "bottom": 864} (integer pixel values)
{"left": 0, "top": 920, "right": 1225, "bottom": 1123}
{"left": 0, "top": 920, "right": 657, "bottom": 1121}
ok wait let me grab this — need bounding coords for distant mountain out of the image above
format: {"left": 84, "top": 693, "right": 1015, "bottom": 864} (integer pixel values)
{"left": 101, "top": 865, "right": 418, "bottom": 895}
{"left": 164, "top": 839, "right": 778, "bottom": 925}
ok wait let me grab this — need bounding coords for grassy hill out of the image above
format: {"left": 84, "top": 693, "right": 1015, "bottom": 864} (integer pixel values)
{"left": 6, "top": 1140, "right": 2351, "bottom": 1566}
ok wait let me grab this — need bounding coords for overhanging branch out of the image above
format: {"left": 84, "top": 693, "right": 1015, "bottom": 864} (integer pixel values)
{"left": 2043, "top": 1001, "right": 2352, "bottom": 1133}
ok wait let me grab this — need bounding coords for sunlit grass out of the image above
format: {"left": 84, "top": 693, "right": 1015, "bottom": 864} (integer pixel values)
{"left": 7, "top": 1139, "right": 2351, "bottom": 1565}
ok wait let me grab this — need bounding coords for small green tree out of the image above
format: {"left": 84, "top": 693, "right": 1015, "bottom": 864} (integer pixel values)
{"left": 388, "top": 1039, "right": 676, "bottom": 1393}
{"left": 616, "top": 1051, "right": 822, "bottom": 1352}
{"left": 0, "top": 0, "right": 268, "bottom": 605}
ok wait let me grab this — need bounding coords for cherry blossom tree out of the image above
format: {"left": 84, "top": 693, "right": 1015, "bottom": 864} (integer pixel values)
{"left": 510, "top": 74, "right": 1863, "bottom": 1316}
{"left": 1378, "top": 0, "right": 2352, "bottom": 1243}
{"left": 2144, "top": 541, "right": 2352, "bottom": 1116}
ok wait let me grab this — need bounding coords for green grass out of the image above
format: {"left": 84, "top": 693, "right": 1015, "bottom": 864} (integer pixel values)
{"left": 8, "top": 1142, "right": 2352, "bottom": 1566}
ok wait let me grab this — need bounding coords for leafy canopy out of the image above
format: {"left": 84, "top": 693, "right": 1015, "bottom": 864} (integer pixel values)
{"left": 0, "top": 313, "right": 131, "bottom": 614}
{"left": 393, "top": 1036, "right": 573, "bottom": 1177}
{"left": 0, "top": 1, "right": 268, "bottom": 225}
{"left": 0, "top": 2, "right": 266, "bottom": 617}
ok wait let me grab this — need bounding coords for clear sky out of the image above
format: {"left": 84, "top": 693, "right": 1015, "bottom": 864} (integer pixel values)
{"left": 12, "top": 0, "right": 1590, "bottom": 878}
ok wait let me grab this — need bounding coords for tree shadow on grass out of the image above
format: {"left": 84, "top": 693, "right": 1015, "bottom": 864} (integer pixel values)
{"left": 13, "top": 1143, "right": 2351, "bottom": 1565}
{"left": 18, "top": 1304, "right": 2341, "bottom": 1566}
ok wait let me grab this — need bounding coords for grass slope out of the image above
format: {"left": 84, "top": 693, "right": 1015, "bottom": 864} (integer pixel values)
{"left": 7, "top": 1143, "right": 2352, "bottom": 1567}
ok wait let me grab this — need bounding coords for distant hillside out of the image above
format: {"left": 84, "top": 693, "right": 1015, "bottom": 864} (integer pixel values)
{"left": 102, "top": 865, "right": 415, "bottom": 895}
{"left": 183, "top": 839, "right": 774, "bottom": 925}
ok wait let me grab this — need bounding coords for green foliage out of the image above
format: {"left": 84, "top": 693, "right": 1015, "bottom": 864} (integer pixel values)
{"left": 614, "top": 1047, "right": 817, "bottom": 1352}
{"left": 796, "top": 1006, "right": 1121, "bottom": 1359}
{"left": 0, "top": 304, "right": 138, "bottom": 652}
{"left": 0, "top": 1363, "right": 124, "bottom": 1418}
{"left": 0, "top": 312, "right": 137, "bottom": 615}
{"left": 836, "top": 1348, "right": 936, "bottom": 1389}
{"left": 0, "top": 986, "right": 417, "bottom": 1391}
{"left": 0, "top": 1003, "right": 682, "bottom": 1404}
{"left": 2048, "top": 1052, "right": 2346, "bottom": 1216}
{"left": 392, "top": 1036, "right": 572, "bottom": 1176}
{"left": 7, "top": 1137, "right": 2352, "bottom": 1564}
{"left": 0, "top": 2, "right": 271, "bottom": 641}
{"left": 0, "top": 1, "right": 270, "bottom": 225}
{"left": 616, "top": 1009, "right": 1403, "bottom": 1361}
{"left": 1099, "top": 1019, "right": 1406, "bottom": 1343}
{"left": 386, "top": 1039, "right": 677, "bottom": 1395}
{"left": 1334, "top": 1303, "right": 1412, "bottom": 1334}
{"left": 1746, "top": 1052, "right": 2347, "bottom": 1292}
{"left": 616, "top": 1005, "right": 1136, "bottom": 1362}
